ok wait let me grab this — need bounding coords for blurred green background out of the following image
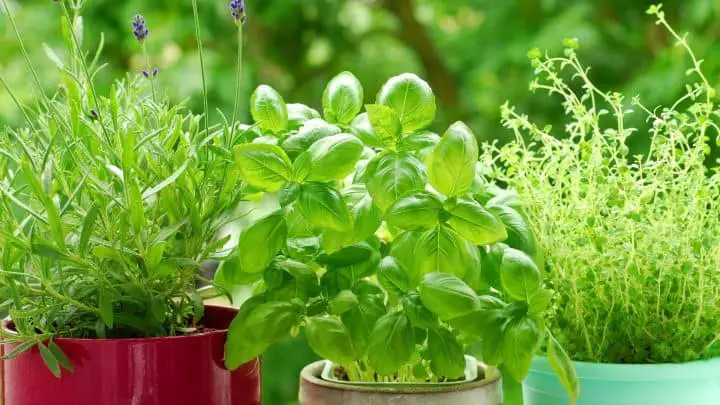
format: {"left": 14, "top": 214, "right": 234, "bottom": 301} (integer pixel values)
{"left": 1, "top": 0, "right": 719, "bottom": 403}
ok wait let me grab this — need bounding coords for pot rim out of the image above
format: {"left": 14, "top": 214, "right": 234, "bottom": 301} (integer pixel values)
{"left": 300, "top": 359, "right": 501, "bottom": 394}
{"left": 531, "top": 355, "right": 720, "bottom": 381}
{"left": 1, "top": 304, "right": 237, "bottom": 344}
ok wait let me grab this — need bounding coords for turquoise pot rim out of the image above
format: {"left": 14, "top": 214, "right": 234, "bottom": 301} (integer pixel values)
{"left": 531, "top": 355, "right": 720, "bottom": 381}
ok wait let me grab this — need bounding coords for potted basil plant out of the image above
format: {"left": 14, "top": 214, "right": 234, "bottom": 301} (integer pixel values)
{"left": 489, "top": 5, "right": 720, "bottom": 405}
{"left": 0, "top": 1, "right": 260, "bottom": 404}
{"left": 219, "top": 71, "right": 578, "bottom": 405}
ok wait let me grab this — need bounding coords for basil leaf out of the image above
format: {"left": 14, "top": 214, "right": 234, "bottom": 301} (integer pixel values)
{"left": 322, "top": 185, "right": 382, "bottom": 253}
{"left": 418, "top": 272, "right": 479, "bottom": 321}
{"left": 350, "top": 112, "right": 382, "bottom": 147}
{"left": 377, "top": 256, "right": 411, "bottom": 298}
{"left": 235, "top": 143, "right": 292, "bottom": 192}
{"left": 389, "top": 231, "right": 422, "bottom": 284}
{"left": 500, "top": 247, "right": 541, "bottom": 301}
{"left": 481, "top": 243, "right": 506, "bottom": 290}
{"left": 446, "top": 198, "right": 507, "bottom": 245}
{"left": 385, "top": 191, "right": 443, "bottom": 231}
{"left": 366, "top": 104, "right": 401, "bottom": 147}
{"left": 329, "top": 289, "right": 359, "bottom": 315}
{"left": 502, "top": 316, "right": 542, "bottom": 381}
{"left": 427, "top": 327, "right": 466, "bottom": 379}
{"left": 250, "top": 84, "right": 288, "bottom": 133}
{"left": 287, "top": 103, "right": 321, "bottom": 131}
{"left": 307, "top": 134, "right": 365, "bottom": 182}
{"left": 401, "top": 292, "right": 438, "bottom": 329}
{"left": 297, "top": 182, "right": 353, "bottom": 231}
{"left": 446, "top": 295, "right": 507, "bottom": 337}
{"left": 282, "top": 119, "right": 341, "bottom": 159}
{"left": 366, "top": 152, "right": 426, "bottom": 212}
{"left": 427, "top": 122, "right": 478, "bottom": 197}
{"left": 278, "top": 259, "right": 321, "bottom": 301}
{"left": 323, "top": 71, "right": 364, "bottom": 124}
{"left": 237, "top": 212, "right": 288, "bottom": 274}
{"left": 547, "top": 330, "right": 580, "bottom": 405}
{"left": 225, "top": 301, "right": 303, "bottom": 370}
{"left": 488, "top": 204, "right": 540, "bottom": 261}
{"left": 377, "top": 73, "right": 436, "bottom": 134}
{"left": 399, "top": 131, "right": 441, "bottom": 159}
{"left": 367, "top": 312, "right": 415, "bottom": 375}
{"left": 305, "top": 316, "right": 356, "bottom": 364}
{"left": 342, "top": 293, "right": 386, "bottom": 358}
{"left": 318, "top": 241, "right": 374, "bottom": 267}
{"left": 414, "top": 226, "right": 468, "bottom": 278}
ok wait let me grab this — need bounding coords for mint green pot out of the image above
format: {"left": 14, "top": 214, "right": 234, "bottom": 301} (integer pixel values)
{"left": 524, "top": 355, "right": 720, "bottom": 405}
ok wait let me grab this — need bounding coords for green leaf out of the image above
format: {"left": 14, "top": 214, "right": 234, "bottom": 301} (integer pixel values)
{"left": 414, "top": 226, "right": 468, "bottom": 279}
{"left": 547, "top": 330, "right": 580, "bottom": 405}
{"left": 235, "top": 143, "right": 292, "bottom": 192}
{"left": 48, "top": 340, "right": 74, "bottom": 372}
{"left": 78, "top": 204, "right": 98, "bottom": 255}
{"left": 366, "top": 152, "right": 426, "bottom": 212}
{"left": 427, "top": 327, "right": 465, "bottom": 379}
{"left": 322, "top": 185, "right": 382, "bottom": 253}
{"left": 39, "top": 342, "right": 61, "bottom": 378}
{"left": 528, "top": 288, "right": 554, "bottom": 318}
{"left": 482, "top": 318, "right": 506, "bottom": 366}
{"left": 427, "top": 122, "right": 478, "bottom": 197}
{"left": 323, "top": 71, "right": 364, "bottom": 125}
{"left": 99, "top": 288, "right": 114, "bottom": 328}
{"left": 377, "top": 73, "right": 436, "bottom": 133}
{"left": 502, "top": 317, "right": 542, "bottom": 381}
{"left": 278, "top": 259, "right": 321, "bottom": 300}
{"left": 367, "top": 312, "right": 415, "bottom": 375}
{"left": 385, "top": 191, "right": 442, "bottom": 231}
{"left": 2, "top": 340, "right": 36, "bottom": 360}
{"left": 318, "top": 242, "right": 374, "bottom": 267}
{"left": 399, "top": 131, "right": 441, "bottom": 159}
{"left": 389, "top": 231, "right": 422, "bottom": 284}
{"left": 418, "top": 272, "right": 479, "bottom": 321}
{"left": 342, "top": 293, "right": 386, "bottom": 358}
{"left": 401, "top": 292, "right": 438, "bottom": 329}
{"left": 481, "top": 243, "right": 506, "bottom": 290}
{"left": 377, "top": 256, "right": 411, "bottom": 298}
{"left": 292, "top": 152, "right": 312, "bottom": 183}
{"left": 31, "top": 242, "right": 70, "bottom": 261}
{"left": 329, "top": 290, "right": 359, "bottom": 315}
{"left": 145, "top": 241, "right": 166, "bottom": 270}
{"left": 446, "top": 295, "right": 507, "bottom": 337}
{"left": 446, "top": 199, "right": 508, "bottom": 245}
{"left": 237, "top": 213, "right": 288, "bottom": 274}
{"left": 365, "top": 104, "right": 401, "bottom": 146}
{"left": 307, "top": 134, "right": 364, "bottom": 182}
{"left": 297, "top": 182, "right": 353, "bottom": 231}
{"left": 250, "top": 84, "right": 288, "bottom": 133}
{"left": 500, "top": 247, "right": 541, "bottom": 301}
{"left": 487, "top": 204, "right": 539, "bottom": 261}
{"left": 350, "top": 113, "right": 382, "bottom": 147}
{"left": 142, "top": 162, "right": 188, "bottom": 200}
{"left": 305, "top": 316, "right": 356, "bottom": 364}
{"left": 287, "top": 103, "right": 321, "bottom": 130}
{"left": 282, "top": 119, "right": 341, "bottom": 159}
{"left": 225, "top": 301, "right": 303, "bottom": 370}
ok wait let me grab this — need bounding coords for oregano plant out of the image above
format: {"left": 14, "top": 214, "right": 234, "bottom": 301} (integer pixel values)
{"left": 221, "top": 72, "right": 578, "bottom": 402}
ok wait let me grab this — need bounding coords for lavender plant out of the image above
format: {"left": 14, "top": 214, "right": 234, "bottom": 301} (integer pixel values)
{"left": 486, "top": 4, "right": 720, "bottom": 365}
{"left": 0, "top": 0, "right": 246, "bottom": 376}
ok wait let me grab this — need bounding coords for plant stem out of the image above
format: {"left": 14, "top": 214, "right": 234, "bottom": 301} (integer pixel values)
{"left": 190, "top": 0, "right": 210, "bottom": 137}
{"left": 231, "top": 24, "right": 244, "bottom": 130}
{"left": 142, "top": 43, "right": 157, "bottom": 103}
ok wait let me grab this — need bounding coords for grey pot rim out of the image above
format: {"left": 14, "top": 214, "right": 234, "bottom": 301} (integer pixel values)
{"left": 300, "top": 360, "right": 501, "bottom": 394}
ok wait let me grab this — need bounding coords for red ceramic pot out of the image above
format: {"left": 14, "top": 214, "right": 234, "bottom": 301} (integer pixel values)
{"left": 1, "top": 305, "right": 260, "bottom": 405}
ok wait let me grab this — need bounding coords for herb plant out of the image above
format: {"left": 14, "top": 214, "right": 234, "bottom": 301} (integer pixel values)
{"left": 487, "top": 4, "right": 720, "bottom": 364}
{"left": 221, "top": 71, "right": 578, "bottom": 401}
{"left": 0, "top": 0, "right": 246, "bottom": 376}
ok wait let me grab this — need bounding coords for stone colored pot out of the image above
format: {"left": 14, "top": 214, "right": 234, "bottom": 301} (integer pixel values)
{"left": 299, "top": 360, "right": 502, "bottom": 405}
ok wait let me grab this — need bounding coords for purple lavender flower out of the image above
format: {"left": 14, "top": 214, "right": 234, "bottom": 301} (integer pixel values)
{"left": 132, "top": 15, "right": 149, "bottom": 42}
{"left": 229, "top": 0, "right": 247, "bottom": 24}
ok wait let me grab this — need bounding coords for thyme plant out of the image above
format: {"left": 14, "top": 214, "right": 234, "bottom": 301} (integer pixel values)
{"left": 0, "top": 0, "right": 246, "bottom": 376}
{"left": 220, "top": 71, "right": 578, "bottom": 402}
{"left": 488, "top": 4, "right": 720, "bottom": 364}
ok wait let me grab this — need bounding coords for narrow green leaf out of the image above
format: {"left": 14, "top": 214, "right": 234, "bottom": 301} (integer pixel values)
{"left": 2, "top": 340, "right": 36, "bottom": 360}
{"left": 78, "top": 204, "right": 99, "bottom": 255}
{"left": 99, "top": 288, "right": 114, "bottom": 328}
{"left": 38, "top": 342, "right": 62, "bottom": 378}
{"left": 48, "top": 340, "right": 74, "bottom": 372}
{"left": 547, "top": 329, "right": 580, "bottom": 405}
{"left": 142, "top": 162, "right": 188, "bottom": 199}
